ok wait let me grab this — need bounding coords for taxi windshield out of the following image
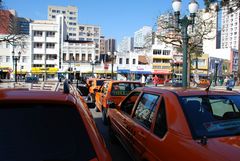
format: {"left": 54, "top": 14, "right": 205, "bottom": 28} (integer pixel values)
{"left": 111, "top": 82, "right": 142, "bottom": 96}
{"left": 180, "top": 95, "right": 240, "bottom": 139}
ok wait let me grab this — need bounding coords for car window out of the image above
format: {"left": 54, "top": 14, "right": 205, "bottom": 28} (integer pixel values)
{"left": 96, "top": 80, "right": 105, "bottom": 86}
{"left": 111, "top": 82, "right": 142, "bottom": 96}
{"left": 121, "top": 91, "right": 141, "bottom": 115}
{"left": 0, "top": 103, "right": 96, "bottom": 161}
{"left": 154, "top": 98, "right": 168, "bottom": 138}
{"left": 133, "top": 93, "right": 159, "bottom": 129}
{"left": 101, "top": 82, "right": 108, "bottom": 94}
{"left": 180, "top": 95, "right": 240, "bottom": 139}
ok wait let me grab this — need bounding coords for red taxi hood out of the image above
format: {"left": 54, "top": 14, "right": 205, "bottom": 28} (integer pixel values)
{"left": 205, "top": 136, "right": 240, "bottom": 161}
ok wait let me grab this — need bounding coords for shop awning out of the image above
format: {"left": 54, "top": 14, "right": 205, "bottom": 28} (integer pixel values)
{"left": 153, "top": 70, "right": 171, "bottom": 74}
{"left": 117, "top": 69, "right": 130, "bottom": 74}
{"left": 131, "top": 71, "right": 151, "bottom": 74}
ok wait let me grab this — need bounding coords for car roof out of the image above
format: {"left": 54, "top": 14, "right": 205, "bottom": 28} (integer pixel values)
{"left": 0, "top": 81, "right": 77, "bottom": 103}
{"left": 108, "top": 80, "right": 142, "bottom": 84}
{"left": 136, "top": 86, "right": 240, "bottom": 97}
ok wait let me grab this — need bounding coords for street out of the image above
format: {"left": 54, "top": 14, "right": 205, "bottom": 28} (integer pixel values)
{"left": 90, "top": 108, "right": 133, "bottom": 161}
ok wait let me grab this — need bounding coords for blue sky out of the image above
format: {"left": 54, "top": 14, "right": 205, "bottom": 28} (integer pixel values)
{"left": 4, "top": 0, "right": 204, "bottom": 43}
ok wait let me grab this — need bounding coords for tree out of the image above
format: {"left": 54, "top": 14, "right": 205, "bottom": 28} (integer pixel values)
{"left": 154, "top": 8, "right": 217, "bottom": 85}
{"left": 204, "top": 0, "right": 240, "bottom": 13}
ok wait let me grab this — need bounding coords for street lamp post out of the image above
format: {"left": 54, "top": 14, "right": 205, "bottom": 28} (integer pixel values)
{"left": 108, "top": 52, "right": 115, "bottom": 79}
{"left": 172, "top": 0, "right": 199, "bottom": 87}
{"left": 12, "top": 51, "right": 21, "bottom": 83}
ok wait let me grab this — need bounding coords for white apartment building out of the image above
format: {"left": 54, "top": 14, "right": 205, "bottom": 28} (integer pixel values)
{"left": 48, "top": 6, "right": 101, "bottom": 60}
{"left": 29, "top": 15, "right": 67, "bottom": 79}
{"left": 78, "top": 24, "right": 101, "bottom": 58}
{"left": 48, "top": 5, "right": 78, "bottom": 40}
{"left": 118, "top": 36, "right": 134, "bottom": 53}
{"left": 134, "top": 26, "right": 152, "bottom": 48}
{"left": 221, "top": 6, "right": 240, "bottom": 50}
{"left": 61, "top": 40, "right": 96, "bottom": 76}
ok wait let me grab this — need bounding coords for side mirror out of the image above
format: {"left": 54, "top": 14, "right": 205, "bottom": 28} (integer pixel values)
{"left": 109, "top": 102, "right": 116, "bottom": 109}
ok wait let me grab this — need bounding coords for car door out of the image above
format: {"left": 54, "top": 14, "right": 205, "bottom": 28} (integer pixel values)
{"left": 110, "top": 91, "right": 141, "bottom": 152}
{"left": 130, "top": 93, "right": 160, "bottom": 161}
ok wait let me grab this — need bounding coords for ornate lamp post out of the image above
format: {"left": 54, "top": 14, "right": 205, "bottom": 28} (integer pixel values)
{"left": 12, "top": 51, "right": 21, "bottom": 83}
{"left": 172, "top": 0, "right": 199, "bottom": 87}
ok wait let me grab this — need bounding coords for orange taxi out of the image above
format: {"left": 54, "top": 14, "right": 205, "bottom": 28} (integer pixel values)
{"left": 0, "top": 80, "right": 111, "bottom": 161}
{"left": 95, "top": 80, "right": 143, "bottom": 124}
{"left": 88, "top": 78, "right": 109, "bottom": 101}
{"left": 108, "top": 86, "right": 240, "bottom": 161}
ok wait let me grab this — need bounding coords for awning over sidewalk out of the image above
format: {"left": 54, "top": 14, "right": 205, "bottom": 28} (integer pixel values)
{"left": 131, "top": 71, "right": 151, "bottom": 74}
{"left": 117, "top": 69, "right": 130, "bottom": 74}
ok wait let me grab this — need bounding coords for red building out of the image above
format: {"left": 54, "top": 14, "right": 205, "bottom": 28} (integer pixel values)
{"left": 0, "top": 10, "right": 15, "bottom": 34}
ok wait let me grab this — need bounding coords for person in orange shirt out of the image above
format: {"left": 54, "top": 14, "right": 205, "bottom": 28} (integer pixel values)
{"left": 153, "top": 75, "right": 159, "bottom": 86}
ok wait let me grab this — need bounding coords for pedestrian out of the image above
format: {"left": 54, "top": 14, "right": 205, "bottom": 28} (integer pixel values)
{"left": 153, "top": 75, "right": 159, "bottom": 87}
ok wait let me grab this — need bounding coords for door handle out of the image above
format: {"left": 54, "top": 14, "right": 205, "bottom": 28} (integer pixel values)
{"left": 138, "top": 131, "right": 146, "bottom": 139}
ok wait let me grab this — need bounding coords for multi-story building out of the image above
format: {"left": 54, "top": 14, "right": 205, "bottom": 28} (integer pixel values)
{"left": 78, "top": 24, "right": 101, "bottom": 59}
{"left": 29, "top": 15, "right": 67, "bottom": 79}
{"left": 17, "top": 17, "right": 32, "bottom": 34}
{"left": 118, "top": 36, "right": 134, "bottom": 53}
{"left": 48, "top": 5, "right": 78, "bottom": 40}
{"left": 0, "top": 10, "right": 16, "bottom": 34}
{"left": 0, "top": 36, "right": 31, "bottom": 79}
{"left": 61, "top": 40, "right": 96, "bottom": 79}
{"left": 221, "top": 7, "right": 240, "bottom": 50}
{"left": 105, "top": 38, "right": 116, "bottom": 54}
{"left": 134, "top": 26, "right": 152, "bottom": 48}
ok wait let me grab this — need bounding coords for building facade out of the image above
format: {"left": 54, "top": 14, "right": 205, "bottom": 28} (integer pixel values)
{"left": 134, "top": 26, "right": 152, "bottom": 48}
{"left": 221, "top": 7, "right": 240, "bottom": 50}
{"left": 48, "top": 5, "right": 78, "bottom": 40}
{"left": 29, "top": 15, "right": 67, "bottom": 79}
{"left": 0, "top": 10, "right": 16, "bottom": 34}
{"left": 118, "top": 36, "right": 134, "bottom": 53}
{"left": 17, "top": 17, "right": 32, "bottom": 34}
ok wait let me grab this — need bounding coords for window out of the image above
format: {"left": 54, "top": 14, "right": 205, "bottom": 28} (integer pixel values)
{"left": 126, "top": 58, "right": 129, "bottom": 64}
{"left": 46, "top": 64, "right": 55, "bottom": 67}
{"left": 46, "top": 54, "right": 57, "bottom": 60}
{"left": 33, "top": 31, "right": 42, "bottom": 37}
{"left": 111, "top": 83, "right": 142, "bottom": 96}
{"left": 6, "top": 56, "right": 10, "bottom": 62}
{"left": 63, "top": 53, "right": 66, "bottom": 61}
{"left": 154, "top": 98, "right": 168, "bottom": 138}
{"left": 180, "top": 95, "right": 240, "bottom": 139}
{"left": 133, "top": 93, "right": 159, "bottom": 129}
{"left": 34, "top": 43, "right": 42, "bottom": 48}
{"left": 119, "top": 58, "right": 122, "bottom": 64}
{"left": 82, "top": 54, "right": 86, "bottom": 61}
{"left": 75, "top": 54, "right": 79, "bottom": 61}
{"left": 121, "top": 92, "right": 141, "bottom": 115}
{"left": 21, "top": 56, "right": 27, "bottom": 63}
{"left": 133, "top": 59, "right": 136, "bottom": 64}
{"left": 52, "top": 15, "right": 56, "bottom": 19}
{"left": 0, "top": 56, "right": 2, "bottom": 62}
{"left": 46, "top": 43, "right": 55, "bottom": 49}
{"left": 46, "top": 31, "right": 55, "bottom": 37}
{"left": 33, "top": 64, "right": 42, "bottom": 67}
{"left": 33, "top": 54, "right": 42, "bottom": 60}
